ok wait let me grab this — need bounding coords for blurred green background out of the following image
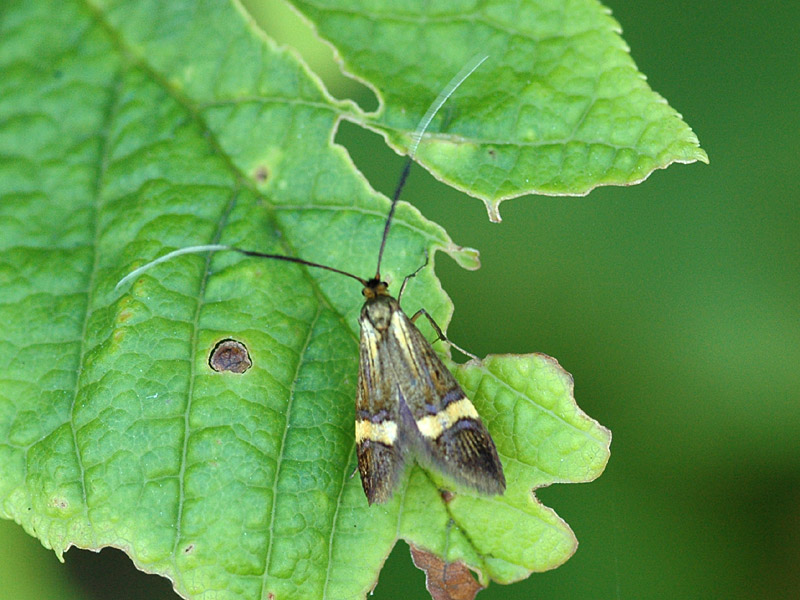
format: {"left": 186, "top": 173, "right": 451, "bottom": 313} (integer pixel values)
{"left": 2, "top": 0, "right": 797, "bottom": 598}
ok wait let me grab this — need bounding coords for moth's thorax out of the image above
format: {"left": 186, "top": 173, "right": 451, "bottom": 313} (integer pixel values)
{"left": 361, "top": 281, "right": 397, "bottom": 332}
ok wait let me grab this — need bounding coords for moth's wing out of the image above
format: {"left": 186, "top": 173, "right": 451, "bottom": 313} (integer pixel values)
{"left": 386, "top": 306, "right": 506, "bottom": 495}
{"left": 356, "top": 312, "right": 406, "bottom": 504}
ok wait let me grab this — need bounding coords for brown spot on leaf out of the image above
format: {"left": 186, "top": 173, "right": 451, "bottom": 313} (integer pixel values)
{"left": 254, "top": 165, "right": 269, "bottom": 182}
{"left": 440, "top": 489, "right": 455, "bottom": 504}
{"left": 209, "top": 339, "right": 252, "bottom": 373}
{"left": 410, "top": 544, "right": 484, "bottom": 600}
{"left": 51, "top": 497, "right": 69, "bottom": 510}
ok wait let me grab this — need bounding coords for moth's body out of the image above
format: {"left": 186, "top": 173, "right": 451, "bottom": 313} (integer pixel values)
{"left": 355, "top": 279, "right": 505, "bottom": 504}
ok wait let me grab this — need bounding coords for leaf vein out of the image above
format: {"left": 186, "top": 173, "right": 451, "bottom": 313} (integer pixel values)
{"left": 261, "top": 304, "right": 323, "bottom": 595}
{"left": 67, "top": 66, "right": 126, "bottom": 541}
{"left": 170, "top": 185, "right": 242, "bottom": 561}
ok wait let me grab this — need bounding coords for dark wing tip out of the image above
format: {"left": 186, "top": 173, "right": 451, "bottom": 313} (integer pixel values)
{"left": 357, "top": 440, "right": 405, "bottom": 505}
{"left": 429, "top": 418, "right": 506, "bottom": 495}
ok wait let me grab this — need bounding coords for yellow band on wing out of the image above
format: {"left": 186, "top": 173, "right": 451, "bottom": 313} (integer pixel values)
{"left": 390, "top": 313, "right": 421, "bottom": 377}
{"left": 355, "top": 419, "right": 398, "bottom": 446}
{"left": 415, "top": 398, "right": 480, "bottom": 440}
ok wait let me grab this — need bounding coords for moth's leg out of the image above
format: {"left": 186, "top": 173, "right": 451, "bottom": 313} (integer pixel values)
{"left": 397, "top": 250, "right": 429, "bottom": 302}
{"left": 410, "top": 308, "right": 479, "bottom": 361}
{"left": 409, "top": 308, "right": 444, "bottom": 341}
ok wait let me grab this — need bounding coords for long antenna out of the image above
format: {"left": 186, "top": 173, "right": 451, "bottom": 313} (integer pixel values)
{"left": 116, "top": 56, "right": 489, "bottom": 293}
{"left": 114, "top": 244, "right": 367, "bottom": 292}
{"left": 374, "top": 54, "right": 489, "bottom": 280}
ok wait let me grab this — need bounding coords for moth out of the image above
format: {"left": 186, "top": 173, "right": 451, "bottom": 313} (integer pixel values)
{"left": 117, "top": 56, "right": 505, "bottom": 505}
{"left": 354, "top": 276, "right": 505, "bottom": 503}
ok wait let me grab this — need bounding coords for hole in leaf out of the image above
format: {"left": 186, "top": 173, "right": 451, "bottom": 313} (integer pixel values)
{"left": 209, "top": 339, "right": 252, "bottom": 373}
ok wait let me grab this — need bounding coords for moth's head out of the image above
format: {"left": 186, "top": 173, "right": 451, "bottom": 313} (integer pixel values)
{"left": 362, "top": 278, "right": 389, "bottom": 299}
{"left": 361, "top": 280, "right": 394, "bottom": 331}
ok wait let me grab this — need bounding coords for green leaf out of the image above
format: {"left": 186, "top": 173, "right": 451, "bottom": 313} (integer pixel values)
{"left": 0, "top": 0, "right": 684, "bottom": 598}
{"left": 292, "top": 0, "right": 708, "bottom": 221}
